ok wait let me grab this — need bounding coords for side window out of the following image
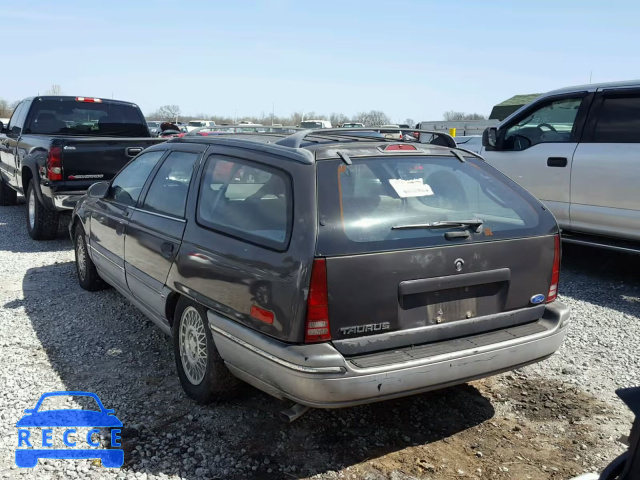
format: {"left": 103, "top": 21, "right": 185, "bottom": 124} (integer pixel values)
{"left": 503, "top": 97, "right": 582, "bottom": 150}
{"left": 109, "top": 151, "right": 164, "bottom": 206}
{"left": 142, "top": 151, "right": 199, "bottom": 218}
{"left": 7, "top": 103, "right": 24, "bottom": 132}
{"left": 197, "top": 155, "right": 292, "bottom": 250}
{"left": 592, "top": 94, "right": 640, "bottom": 143}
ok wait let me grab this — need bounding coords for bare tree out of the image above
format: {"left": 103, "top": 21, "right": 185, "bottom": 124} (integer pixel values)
{"left": 443, "top": 111, "right": 487, "bottom": 121}
{"left": 0, "top": 98, "right": 13, "bottom": 118}
{"left": 353, "top": 110, "right": 391, "bottom": 127}
{"left": 153, "top": 105, "right": 181, "bottom": 121}
{"left": 330, "top": 112, "right": 350, "bottom": 126}
{"left": 404, "top": 118, "right": 415, "bottom": 127}
{"left": 46, "top": 84, "right": 63, "bottom": 95}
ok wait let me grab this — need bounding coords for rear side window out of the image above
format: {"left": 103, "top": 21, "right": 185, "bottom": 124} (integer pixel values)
{"left": 316, "top": 156, "right": 550, "bottom": 256}
{"left": 142, "top": 151, "right": 199, "bottom": 218}
{"left": 197, "top": 155, "right": 292, "bottom": 250}
{"left": 592, "top": 94, "right": 640, "bottom": 143}
{"left": 26, "top": 99, "right": 148, "bottom": 137}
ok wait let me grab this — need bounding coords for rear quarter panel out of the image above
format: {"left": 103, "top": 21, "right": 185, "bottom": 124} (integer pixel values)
{"left": 167, "top": 146, "right": 317, "bottom": 342}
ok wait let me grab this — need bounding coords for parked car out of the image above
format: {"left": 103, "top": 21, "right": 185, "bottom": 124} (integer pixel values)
{"left": 186, "top": 120, "right": 216, "bottom": 132}
{"left": 454, "top": 135, "right": 483, "bottom": 154}
{"left": 481, "top": 79, "right": 640, "bottom": 253}
{"left": 70, "top": 130, "right": 569, "bottom": 411}
{"left": 299, "top": 120, "right": 332, "bottom": 129}
{"left": 379, "top": 124, "right": 403, "bottom": 140}
{"left": 0, "top": 96, "right": 164, "bottom": 240}
{"left": 340, "top": 123, "right": 365, "bottom": 128}
{"left": 157, "top": 122, "right": 182, "bottom": 137}
{"left": 147, "top": 121, "right": 161, "bottom": 136}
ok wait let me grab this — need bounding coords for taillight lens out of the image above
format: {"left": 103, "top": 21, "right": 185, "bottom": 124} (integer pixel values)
{"left": 547, "top": 235, "right": 561, "bottom": 303}
{"left": 46, "top": 146, "right": 63, "bottom": 181}
{"left": 304, "top": 258, "right": 331, "bottom": 343}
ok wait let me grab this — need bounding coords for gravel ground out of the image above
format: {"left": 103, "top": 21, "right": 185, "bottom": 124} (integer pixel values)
{"left": 0, "top": 198, "right": 638, "bottom": 480}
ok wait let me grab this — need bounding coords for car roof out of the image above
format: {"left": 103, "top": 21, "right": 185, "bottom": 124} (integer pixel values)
{"left": 165, "top": 130, "right": 472, "bottom": 165}
{"left": 544, "top": 78, "right": 640, "bottom": 96}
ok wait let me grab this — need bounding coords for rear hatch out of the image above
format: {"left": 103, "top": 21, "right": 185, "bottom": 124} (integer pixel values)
{"left": 315, "top": 153, "right": 559, "bottom": 355}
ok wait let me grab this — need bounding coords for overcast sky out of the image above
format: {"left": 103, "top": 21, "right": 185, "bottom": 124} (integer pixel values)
{"left": 3, "top": 0, "right": 640, "bottom": 122}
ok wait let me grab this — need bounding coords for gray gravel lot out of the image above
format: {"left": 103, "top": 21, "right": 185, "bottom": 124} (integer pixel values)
{"left": 0, "top": 198, "right": 638, "bottom": 480}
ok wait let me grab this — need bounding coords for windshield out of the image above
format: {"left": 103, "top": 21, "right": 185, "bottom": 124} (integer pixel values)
{"left": 316, "top": 156, "right": 551, "bottom": 255}
{"left": 26, "top": 99, "right": 149, "bottom": 137}
{"left": 300, "top": 121, "right": 323, "bottom": 128}
{"left": 188, "top": 121, "right": 205, "bottom": 127}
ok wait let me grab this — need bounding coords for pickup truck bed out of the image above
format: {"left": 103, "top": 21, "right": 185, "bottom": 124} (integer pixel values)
{"left": 0, "top": 95, "right": 165, "bottom": 239}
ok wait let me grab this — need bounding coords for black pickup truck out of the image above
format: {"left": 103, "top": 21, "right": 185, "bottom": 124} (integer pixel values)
{"left": 0, "top": 96, "right": 165, "bottom": 240}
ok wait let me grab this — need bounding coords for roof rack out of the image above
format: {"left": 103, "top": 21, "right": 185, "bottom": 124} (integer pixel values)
{"left": 275, "top": 128, "right": 457, "bottom": 149}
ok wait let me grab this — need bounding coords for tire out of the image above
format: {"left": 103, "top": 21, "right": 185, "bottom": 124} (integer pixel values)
{"left": 173, "top": 297, "right": 240, "bottom": 403}
{"left": 74, "top": 225, "right": 107, "bottom": 291}
{"left": 0, "top": 177, "right": 17, "bottom": 206}
{"left": 26, "top": 180, "right": 59, "bottom": 240}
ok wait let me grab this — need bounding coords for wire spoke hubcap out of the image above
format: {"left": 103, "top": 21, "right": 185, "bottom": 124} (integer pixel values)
{"left": 76, "top": 237, "right": 87, "bottom": 281}
{"left": 179, "top": 306, "right": 208, "bottom": 385}
{"left": 28, "top": 190, "right": 35, "bottom": 228}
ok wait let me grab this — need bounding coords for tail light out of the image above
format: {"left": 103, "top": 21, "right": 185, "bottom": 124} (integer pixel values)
{"left": 46, "top": 146, "right": 63, "bottom": 181}
{"left": 304, "top": 258, "right": 331, "bottom": 343}
{"left": 76, "top": 97, "right": 102, "bottom": 103}
{"left": 547, "top": 235, "right": 561, "bottom": 303}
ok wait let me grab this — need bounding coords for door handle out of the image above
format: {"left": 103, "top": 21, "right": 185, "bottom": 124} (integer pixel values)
{"left": 126, "top": 147, "right": 143, "bottom": 157}
{"left": 547, "top": 157, "right": 568, "bottom": 167}
{"left": 161, "top": 242, "right": 175, "bottom": 258}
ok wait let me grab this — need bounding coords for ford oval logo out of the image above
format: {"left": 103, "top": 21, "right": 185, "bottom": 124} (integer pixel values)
{"left": 530, "top": 294, "right": 545, "bottom": 304}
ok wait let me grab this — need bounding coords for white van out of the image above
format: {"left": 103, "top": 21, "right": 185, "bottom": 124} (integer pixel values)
{"left": 481, "top": 79, "right": 640, "bottom": 252}
{"left": 299, "top": 120, "right": 332, "bottom": 129}
{"left": 186, "top": 120, "right": 216, "bottom": 132}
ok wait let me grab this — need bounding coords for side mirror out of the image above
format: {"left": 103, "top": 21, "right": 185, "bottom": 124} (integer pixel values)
{"left": 87, "top": 181, "right": 110, "bottom": 199}
{"left": 482, "top": 127, "right": 498, "bottom": 148}
{"left": 0, "top": 121, "right": 4, "bottom": 133}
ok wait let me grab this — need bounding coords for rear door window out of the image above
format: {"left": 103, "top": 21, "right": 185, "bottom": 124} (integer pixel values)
{"left": 108, "top": 151, "right": 165, "bottom": 206}
{"left": 316, "top": 156, "right": 549, "bottom": 255}
{"left": 592, "top": 93, "right": 640, "bottom": 143}
{"left": 197, "top": 155, "right": 292, "bottom": 250}
{"left": 141, "top": 151, "right": 199, "bottom": 218}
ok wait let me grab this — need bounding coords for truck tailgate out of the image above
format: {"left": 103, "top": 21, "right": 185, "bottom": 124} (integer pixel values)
{"left": 60, "top": 137, "right": 166, "bottom": 182}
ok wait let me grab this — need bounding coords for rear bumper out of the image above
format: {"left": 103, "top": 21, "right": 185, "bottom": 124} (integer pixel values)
{"left": 208, "top": 302, "right": 570, "bottom": 408}
{"left": 52, "top": 192, "right": 86, "bottom": 210}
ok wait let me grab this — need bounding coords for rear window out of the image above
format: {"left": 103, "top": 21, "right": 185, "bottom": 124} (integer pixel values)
{"left": 26, "top": 99, "right": 148, "bottom": 137}
{"left": 300, "top": 121, "right": 324, "bottom": 128}
{"left": 188, "top": 121, "right": 205, "bottom": 127}
{"left": 316, "top": 156, "right": 553, "bottom": 255}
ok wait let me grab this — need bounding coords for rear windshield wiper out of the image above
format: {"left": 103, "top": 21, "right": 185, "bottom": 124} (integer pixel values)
{"left": 391, "top": 218, "right": 484, "bottom": 231}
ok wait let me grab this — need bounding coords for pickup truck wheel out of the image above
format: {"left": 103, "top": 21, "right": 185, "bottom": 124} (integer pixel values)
{"left": 0, "top": 177, "right": 17, "bottom": 206}
{"left": 26, "top": 181, "right": 59, "bottom": 240}
{"left": 74, "top": 225, "right": 107, "bottom": 291}
{"left": 173, "top": 298, "right": 240, "bottom": 403}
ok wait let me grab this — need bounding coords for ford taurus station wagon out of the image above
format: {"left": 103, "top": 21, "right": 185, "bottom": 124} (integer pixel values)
{"left": 70, "top": 129, "right": 570, "bottom": 408}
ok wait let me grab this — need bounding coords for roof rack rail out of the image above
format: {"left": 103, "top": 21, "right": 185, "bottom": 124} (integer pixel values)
{"left": 275, "top": 128, "right": 457, "bottom": 149}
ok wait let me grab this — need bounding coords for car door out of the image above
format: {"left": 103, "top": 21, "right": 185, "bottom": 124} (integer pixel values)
{"left": 570, "top": 88, "right": 640, "bottom": 241}
{"left": 481, "top": 94, "right": 591, "bottom": 227}
{"left": 125, "top": 147, "right": 203, "bottom": 317}
{"left": 0, "top": 102, "right": 26, "bottom": 188}
{"left": 89, "top": 150, "right": 165, "bottom": 287}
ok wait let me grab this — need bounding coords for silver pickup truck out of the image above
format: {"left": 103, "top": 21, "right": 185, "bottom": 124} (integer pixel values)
{"left": 481, "top": 80, "right": 640, "bottom": 253}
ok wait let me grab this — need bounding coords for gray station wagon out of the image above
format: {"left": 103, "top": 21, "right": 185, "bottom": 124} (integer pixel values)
{"left": 70, "top": 129, "right": 570, "bottom": 412}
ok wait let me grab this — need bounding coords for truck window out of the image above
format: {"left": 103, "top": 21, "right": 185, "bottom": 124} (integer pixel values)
{"left": 25, "top": 99, "right": 149, "bottom": 137}
{"left": 592, "top": 94, "right": 640, "bottom": 143}
{"left": 503, "top": 97, "right": 582, "bottom": 150}
{"left": 8, "top": 102, "right": 26, "bottom": 132}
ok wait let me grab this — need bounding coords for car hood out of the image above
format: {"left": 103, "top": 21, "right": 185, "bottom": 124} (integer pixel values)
{"left": 16, "top": 409, "right": 123, "bottom": 427}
